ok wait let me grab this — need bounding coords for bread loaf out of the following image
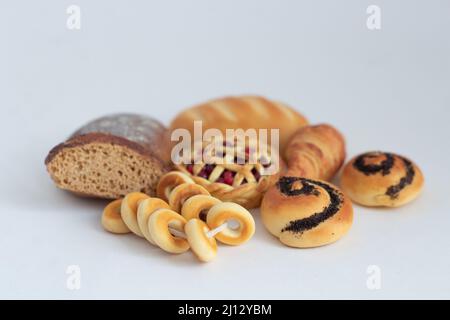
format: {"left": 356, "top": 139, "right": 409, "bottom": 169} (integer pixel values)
{"left": 169, "top": 95, "right": 309, "bottom": 153}
{"left": 45, "top": 114, "right": 171, "bottom": 199}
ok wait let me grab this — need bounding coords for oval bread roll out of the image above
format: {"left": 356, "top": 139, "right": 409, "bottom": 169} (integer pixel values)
{"left": 169, "top": 96, "right": 308, "bottom": 153}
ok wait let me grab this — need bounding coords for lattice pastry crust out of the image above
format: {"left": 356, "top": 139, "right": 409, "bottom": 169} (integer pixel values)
{"left": 175, "top": 139, "right": 283, "bottom": 209}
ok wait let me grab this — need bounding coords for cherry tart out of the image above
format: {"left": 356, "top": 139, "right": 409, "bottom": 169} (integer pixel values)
{"left": 175, "top": 140, "right": 283, "bottom": 209}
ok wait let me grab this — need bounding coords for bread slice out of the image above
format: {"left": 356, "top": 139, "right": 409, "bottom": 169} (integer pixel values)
{"left": 45, "top": 114, "right": 171, "bottom": 199}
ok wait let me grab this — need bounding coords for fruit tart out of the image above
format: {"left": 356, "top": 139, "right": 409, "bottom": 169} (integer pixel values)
{"left": 175, "top": 139, "right": 283, "bottom": 209}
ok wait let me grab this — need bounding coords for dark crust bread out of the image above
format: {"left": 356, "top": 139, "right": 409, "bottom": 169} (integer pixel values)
{"left": 72, "top": 113, "right": 170, "bottom": 163}
{"left": 45, "top": 132, "right": 168, "bottom": 168}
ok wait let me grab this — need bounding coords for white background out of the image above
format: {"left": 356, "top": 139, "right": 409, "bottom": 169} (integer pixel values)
{"left": 1, "top": 0, "right": 449, "bottom": 299}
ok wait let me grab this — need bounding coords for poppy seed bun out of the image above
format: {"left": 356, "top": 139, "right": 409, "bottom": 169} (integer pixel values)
{"left": 261, "top": 177, "right": 353, "bottom": 248}
{"left": 45, "top": 114, "right": 171, "bottom": 199}
{"left": 340, "top": 151, "right": 424, "bottom": 207}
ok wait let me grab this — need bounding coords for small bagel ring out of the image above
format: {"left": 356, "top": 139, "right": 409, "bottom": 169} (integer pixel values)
{"left": 206, "top": 202, "right": 255, "bottom": 246}
{"left": 121, "top": 192, "right": 150, "bottom": 237}
{"left": 185, "top": 219, "right": 217, "bottom": 262}
{"left": 101, "top": 199, "right": 130, "bottom": 234}
{"left": 148, "top": 208, "right": 190, "bottom": 254}
{"left": 181, "top": 195, "right": 222, "bottom": 221}
{"left": 168, "top": 183, "right": 210, "bottom": 212}
{"left": 156, "top": 171, "right": 194, "bottom": 202}
{"left": 137, "top": 198, "right": 170, "bottom": 245}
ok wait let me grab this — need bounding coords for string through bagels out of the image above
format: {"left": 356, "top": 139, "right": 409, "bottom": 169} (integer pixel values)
{"left": 101, "top": 171, "right": 255, "bottom": 262}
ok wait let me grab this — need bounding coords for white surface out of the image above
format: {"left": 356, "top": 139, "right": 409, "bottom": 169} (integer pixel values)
{"left": 1, "top": 0, "right": 449, "bottom": 299}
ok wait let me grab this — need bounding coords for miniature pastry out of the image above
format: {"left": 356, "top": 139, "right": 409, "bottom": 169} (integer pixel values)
{"left": 206, "top": 202, "right": 255, "bottom": 246}
{"left": 45, "top": 114, "right": 171, "bottom": 199}
{"left": 340, "top": 151, "right": 424, "bottom": 207}
{"left": 181, "top": 194, "right": 222, "bottom": 221}
{"left": 137, "top": 198, "right": 170, "bottom": 245}
{"left": 101, "top": 199, "right": 130, "bottom": 234}
{"left": 175, "top": 139, "right": 282, "bottom": 209}
{"left": 185, "top": 219, "right": 218, "bottom": 262}
{"left": 168, "top": 183, "right": 210, "bottom": 212}
{"left": 148, "top": 208, "right": 190, "bottom": 254}
{"left": 261, "top": 176, "right": 353, "bottom": 248}
{"left": 169, "top": 95, "right": 309, "bottom": 154}
{"left": 284, "top": 124, "right": 346, "bottom": 181}
{"left": 156, "top": 171, "right": 194, "bottom": 202}
{"left": 102, "top": 176, "right": 256, "bottom": 261}
{"left": 120, "top": 192, "right": 150, "bottom": 237}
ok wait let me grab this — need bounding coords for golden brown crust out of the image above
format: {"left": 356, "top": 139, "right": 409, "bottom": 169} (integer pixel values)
{"left": 156, "top": 171, "right": 194, "bottom": 202}
{"left": 206, "top": 202, "right": 255, "bottom": 246}
{"left": 261, "top": 177, "right": 353, "bottom": 248}
{"left": 185, "top": 219, "right": 217, "bottom": 262}
{"left": 285, "top": 124, "right": 346, "bottom": 181}
{"left": 137, "top": 198, "right": 171, "bottom": 245}
{"left": 183, "top": 169, "right": 281, "bottom": 209}
{"left": 175, "top": 149, "right": 286, "bottom": 209}
{"left": 181, "top": 195, "right": 222, "bottom": 221}
{"left": 120, "top": 192, "right": 150, "bottom": 237}
{"left": 168, "top": 183, "right": 210, "bottom": 212}
{"left": 340, "top": 151, "right": 424, "bottom": 207}
{"left": 101, "top": 199, "right": 130, "bottom": 234}
{"left": 169, "top": 95, "right": 309, "bottom": 153}
{"left": 148, "top": 208, "right": 190, "bottom": 254}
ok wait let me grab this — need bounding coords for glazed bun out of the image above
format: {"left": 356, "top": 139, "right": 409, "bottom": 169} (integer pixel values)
{"left": 261, "top": 176, "right": 353, "bottom": 248}
{"left": 340, "top": 151, "right": 424, "bottom": 207}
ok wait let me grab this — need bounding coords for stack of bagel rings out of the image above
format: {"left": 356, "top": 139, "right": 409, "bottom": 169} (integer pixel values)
{"left": 101, "top": 171, "right": 255, "bottom": 262}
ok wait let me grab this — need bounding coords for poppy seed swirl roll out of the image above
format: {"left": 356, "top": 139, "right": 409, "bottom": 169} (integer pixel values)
{"left": 261, "top": 177, "right": 353, "bottom": 248}
{"left": 340, "top": 151, "right": 424, "bottom": 207}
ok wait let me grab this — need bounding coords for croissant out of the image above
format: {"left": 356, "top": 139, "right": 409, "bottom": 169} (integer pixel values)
{"left": 284, "top": 124, "right": 346, "bottom": 181}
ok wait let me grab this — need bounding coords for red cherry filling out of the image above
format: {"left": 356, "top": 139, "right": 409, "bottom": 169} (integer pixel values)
{"left": 185, "top": 142, "right": 268, "bottom": 186}
{"left": 216, "top": 177, "right": 225, "bottom": 184}
{"left": 251, "top": 168, "right": 261, "bottom": 181}
{"left": 222, "top": 170, "right": 235, "bottom": 185}
{"left": 189, "top": 165, "right": 262, "bottom": 186}
{"left": 197, "top": 164, "right": 214, "bottom": 178}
